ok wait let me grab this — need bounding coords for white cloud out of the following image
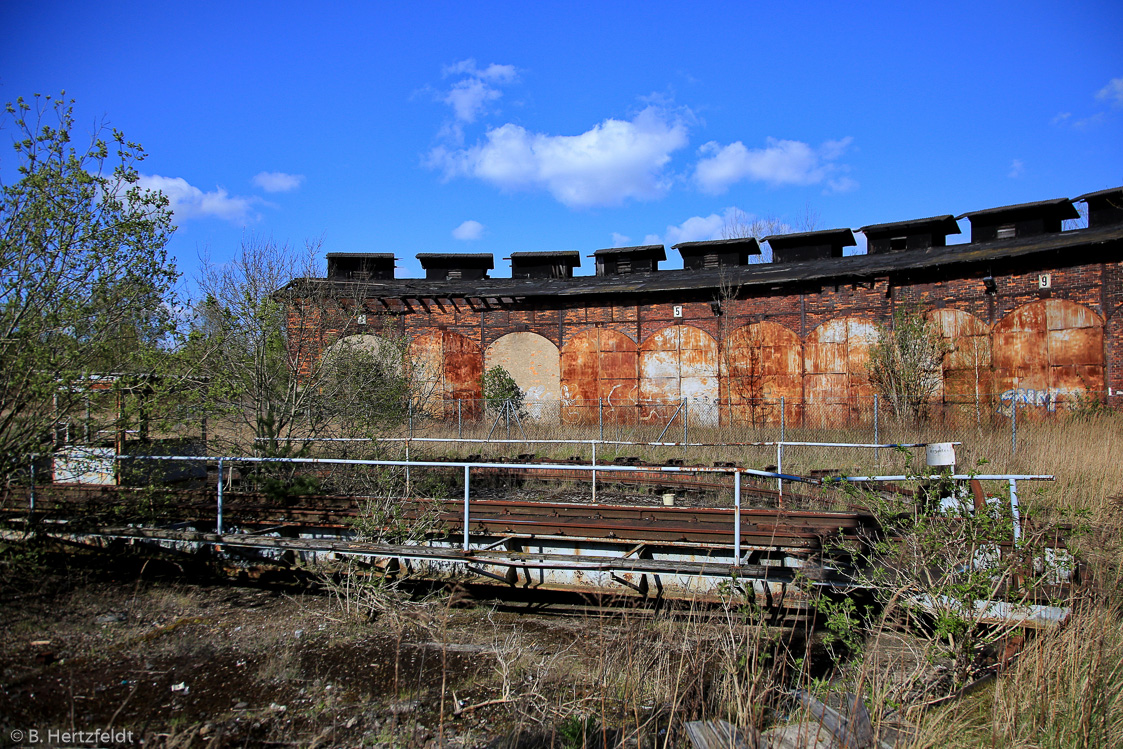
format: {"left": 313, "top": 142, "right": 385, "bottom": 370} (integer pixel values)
{"left": 427, "top": 106, "right": 690, "bottom": 208}
{"left": 452, "top": 220, "right": 485, "bottom": 240}
{"left": 611, "top": 232, "right": 631, "bottom": 247}
{"left": 443, "top": 59, "right": 517, "bottom": 83}
{"left": 445, "top": 78, "right": 503, "bottom": 123}
{"left": 252, "top": 171, "right": 304, "bottom": 193}
{"left": 1009, "top": 159, "right": 1025, "bottom": 179}
{"left": 645, "top": 207, "right": 749, "bottom": 247}
{"left": 1051, "top": 111, "right": 1072, "bottom": 126}
{"left": 1096, "top": 76, "right": 1123, "bottom": 108}
{"left": 137, "top": 174, "right": 260, "bottom": 223}
{"left": 693, "top": 136, "right": 855, "bottom": 194}
{"left": 1074, "top": 112, "right": 1107, "bottom": 130}
{"left": 440, "top": 58, "right": 519, "bottom": 124}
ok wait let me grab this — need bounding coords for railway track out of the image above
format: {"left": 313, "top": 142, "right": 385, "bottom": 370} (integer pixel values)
{"left": 3, "top": 484, "right": 878, "bottom": 551}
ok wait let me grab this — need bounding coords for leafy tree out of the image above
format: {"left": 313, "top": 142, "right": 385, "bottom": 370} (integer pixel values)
{"left": 0, "top": 94, "right": 177, "bottom": 476}
{"left": 186, "top": 236, "right": 416, "bottom": 460}
{"left": 481, "top": 365, "right": 525, "bottom": 418}
{"left": 185, "top": 235, "right": 327, "bottom": 456}
{"left": 868, "top": 307, "right": 949, "bottom": 426}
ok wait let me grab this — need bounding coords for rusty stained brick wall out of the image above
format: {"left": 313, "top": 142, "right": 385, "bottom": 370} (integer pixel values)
{"left": 720, "top": 322, "right": 802, "bottom": 427}
{"left": 286, "top": 254, "right": 1123, "bottom": 422}
{"left": 559, "top": 328, "right": 638, "bottom": 424}
{"left": 638, "top": 325, "right": 719, "bottom": 425}
{"left": 991, "top": 299, "right": 1104, "bottom": 403}
{"left": 409, "top": 330, "right": 483, "bottom": 418}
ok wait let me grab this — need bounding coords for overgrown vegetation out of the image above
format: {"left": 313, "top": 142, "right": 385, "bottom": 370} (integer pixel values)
{"left": 868, "top": 306, "right": 950, "bottom": 426}
{"left": 0, "top": 94, "right": 177, "bottom": 478}
{"left": 481, "top": 365, "right": 526, "bottom": 419}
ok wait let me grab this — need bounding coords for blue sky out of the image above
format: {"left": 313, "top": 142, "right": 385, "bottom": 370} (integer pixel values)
{"left": 2, "top": 1, "right": 1121, "bottom": 281}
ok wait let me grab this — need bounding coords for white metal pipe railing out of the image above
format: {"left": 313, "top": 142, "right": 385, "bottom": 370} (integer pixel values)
{"left": 259, "top": 436, "right": 955, "bottom": 449}
{"left": 28, "top": 454, "right": 1051, "bottom": 568}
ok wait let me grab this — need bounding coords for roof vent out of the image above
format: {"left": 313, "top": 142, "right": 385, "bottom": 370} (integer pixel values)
{"left": 508, "top": 251, "right": 581, "bottom": 279}
{"left": 416, "top": 253, "right": 494, "bottom": 281}
{"left": 763, "top": 228, "right": 856, "bottom": 264}
{"left": 859, "top": 215, "right": 961, "bottom": 254}
{"left": 1074, "top": 186, "right": 1123, "bottom": 228}
{"left": 673, "top": 237, "right": 762, "bottom": 270}
{"left": 590, "top": 245, "right": 666, "bottom": 276}
{"left": 326, "top": 253, "right": 396, "bottom": 280}
{"left": 957, "top": 198, "right": 1078, "bottom": 242}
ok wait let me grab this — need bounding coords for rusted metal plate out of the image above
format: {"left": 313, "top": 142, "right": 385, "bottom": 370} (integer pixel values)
{"left": 409, "top": 331, "right": 483, "bottom": 417}
{"left": 928, "top": 310, "right": 992, "bottom": 401}
{"left": 992, "top": 301, "right": 1104, "bottom": 412}
{"left": 803, "top": 318, "right": 877, "bottom": 426}
{"left": 721, "top": 322, "right": 802, "bottom": 426}
{"left": 560, "top": 328, "right": 638, "bottom": 424}
{"left": 639, "top": 325, "right": 719, "bottom": 425}
{"left": 485, "top": 332, "right": 561, "bottom": 418}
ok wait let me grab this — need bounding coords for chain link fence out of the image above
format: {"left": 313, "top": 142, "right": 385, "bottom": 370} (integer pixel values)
{"left": 398, "top": 392, "right": 1117, "bottom": 477}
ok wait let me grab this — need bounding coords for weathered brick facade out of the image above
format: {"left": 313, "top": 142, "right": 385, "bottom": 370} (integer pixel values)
{"left": 284, "top": 193, "right": 1123, "bottom": 424}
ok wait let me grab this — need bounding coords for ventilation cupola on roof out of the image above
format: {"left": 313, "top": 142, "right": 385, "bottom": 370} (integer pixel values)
{"left": 673, "top": 237, "right": 762, "bottom": 269}
{"left": 416, "top": 253, "right": 494, "bottom": 281}
{"left": 326, "top": 253, "right": 396, "bottom": 280}
{"left": 764, "top": 228, "right": 856, "bottom": 263}
{"left": 1075, "top": 186, "right": 1123, "bottom": 228}
{"left": 508, "top": 251, "right": 581, "bottom": 279}
{"left": 957, "top": 198, "right": 1078, "bottom": 242}
{"left": 859, "top": 215, "right": 961, "bottom": 254}
{"left": 591, "top": 245, "right": 666, "bottom": 276}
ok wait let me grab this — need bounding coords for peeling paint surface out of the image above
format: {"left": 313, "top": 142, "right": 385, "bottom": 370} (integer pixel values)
{"left": 721, "top": 322, "right": 802, "bottom": 426}
{"left": 410, "top": 331, "right": 483, "bottom": 417}
{"left": 639, "top": 325, "right": 719, "bottom": 425}
{"left": 803, "top": 318, "right": 878, "bottom": 426}
{"left": 485, "top": 332, "right": 561, "bottom": 418}
{"left": 929, "top": 309, "right": 992, "bottom": 403}
{"left": 992, "top": 300, "right": 1103, "bottom": 408}
{"left": 560, "top": 328, "right": 638, "bottom": 424}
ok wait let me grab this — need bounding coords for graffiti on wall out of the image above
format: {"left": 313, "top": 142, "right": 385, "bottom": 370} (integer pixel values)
{"left": 997, "top": 387, "right": 1080, "bottom": 415}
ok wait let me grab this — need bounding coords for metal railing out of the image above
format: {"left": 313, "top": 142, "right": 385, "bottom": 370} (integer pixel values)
{"left": 20, "top": 452, "right": 1053, "bottom": 566}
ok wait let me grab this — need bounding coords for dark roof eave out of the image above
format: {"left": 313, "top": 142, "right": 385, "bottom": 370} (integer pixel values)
{"left": 281, "top": 225, "right": 1123, "bottom": 300}
{"left": 859, "top": 215, "right": 961, "bottom": 236}
{"left": 957, "top": 197, "right": 1079, "bottom": 221}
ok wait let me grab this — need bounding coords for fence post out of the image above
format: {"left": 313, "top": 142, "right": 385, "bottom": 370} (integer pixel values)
{"left": 216, "top": 458, "right": 224, "bottom": 535}
{"left": 780, "top": 396, "right": 786, "bottom": 441}
{"left": 779, "top": 396, "right": 786, "bottom": 498}
{"left": 683, "top": 398, "right": 688, "bottom": 458}
{"left": 599, "top": 398, "right": 604, "bottom": 442}
{"left": 734, "top": 471, "right": 741, "bottom": 567}
{"left": 29, "top": 459, "right": 35, "bottom": 518}
{"left": 457, "top": 399, "right": 462, "bottom": 438}
{"left": 874, "top": 394, "right": 880, "bottom": 465}
{"left": 1011, "top": 396, "right": 1018, "bottom": 457}
{"left": 1009, "top": 478, "right": 1021, "bottom": 544}
{"left": 408, "top": 400, "right": 414, "bottom": 438}
{"left": 776, "top": 442, "right": 783, "bottom": 499}
{"left": 591, "top": 441, "right": 597, "bottom": 504}
{"left": 463, "top": 465, "right": 471, "bottom": 552}
{"left": 505, "top": 399, "right": 511, "bottom": 438}
{"left": 405, "top": 441, "right": 411, "bottom": 498}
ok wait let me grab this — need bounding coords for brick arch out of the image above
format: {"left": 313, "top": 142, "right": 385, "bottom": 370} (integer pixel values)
{"left": 803, "top": 317, "right": 879, "bottom": 427}
{"left": 720, "top": 322, "right": 802, "bottom": 427}
{"left": 991, "top": 299, "right": 1104, "bottom": 410}
{"left": 485, "top": 332, "right": 561, "bottom": 418}
{"left": 409, "top": 330, "right": 483, "bottom": 417}
{"left": 560, "top": 328, "right": 637, "bottom": 424}
{"left": 638, "top": 325, "right": 719, "bottom": 425}
{"left": 926, "top": 309, "right": 992, "bottom": 404}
